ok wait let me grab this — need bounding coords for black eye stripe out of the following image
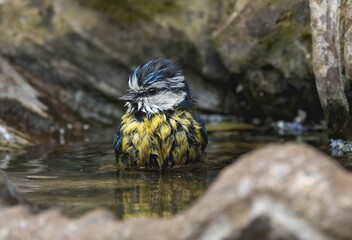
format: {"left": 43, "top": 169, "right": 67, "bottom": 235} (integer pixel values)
{"left": 136, "top": 86, "right": 186, "bottom": 97}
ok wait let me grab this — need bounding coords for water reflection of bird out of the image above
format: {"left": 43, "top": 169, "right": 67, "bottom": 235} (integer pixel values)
{"left": 113, "top": 169, "right": 208, "bottom": 219}
{"left": 113, "top": 59, "right": 207, "bottom": 169}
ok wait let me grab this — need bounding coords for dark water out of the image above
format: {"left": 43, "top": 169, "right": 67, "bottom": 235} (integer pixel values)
{"left": 0, "top": 127, "right": 346, "bottom": 219}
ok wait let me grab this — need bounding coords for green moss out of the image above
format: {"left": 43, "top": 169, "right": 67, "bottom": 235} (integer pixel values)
{"left": 78, "top": 0, "right": 179, "bottom": 25}
{"left": 262, "top": 22, "right": 306, "bottom": 50}
{"left": 206, "top": 122, "right": 255, "bottom": 132}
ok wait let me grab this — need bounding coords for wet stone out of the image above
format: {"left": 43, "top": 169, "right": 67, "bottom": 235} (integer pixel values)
{"left": 0, "top": 170, "right": 26, "bottom": 208}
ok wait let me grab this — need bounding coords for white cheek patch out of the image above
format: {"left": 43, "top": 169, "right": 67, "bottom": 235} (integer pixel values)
{"left": 142, "top": 91, "right": 187, "bottom": 113}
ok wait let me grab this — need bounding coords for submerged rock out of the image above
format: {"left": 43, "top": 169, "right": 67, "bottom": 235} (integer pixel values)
{"left": 0, "top": 170, "right": 27, "bottom": 208}
{"left": 0, "top": 0, "right": 322, "bottom": 147}
{"left": 0, "top": 143, "right": 352, "bottom": 239}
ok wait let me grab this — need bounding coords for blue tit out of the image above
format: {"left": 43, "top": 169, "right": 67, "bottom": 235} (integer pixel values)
{"left": 113, "top": 59, "right": 207, "bottom": 169}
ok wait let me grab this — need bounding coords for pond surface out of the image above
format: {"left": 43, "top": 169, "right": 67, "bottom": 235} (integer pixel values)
{"left": 0, "top": 126, "right": 348, "bottom": 220}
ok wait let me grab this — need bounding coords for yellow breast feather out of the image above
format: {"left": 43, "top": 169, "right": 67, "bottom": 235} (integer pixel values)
{"left": 119, "top": 110, "right": 205, "bottom": 168}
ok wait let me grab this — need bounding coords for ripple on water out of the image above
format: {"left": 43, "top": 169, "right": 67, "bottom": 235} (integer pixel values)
{"left": 0, "top": 128, "right": 339, "bottom": 219}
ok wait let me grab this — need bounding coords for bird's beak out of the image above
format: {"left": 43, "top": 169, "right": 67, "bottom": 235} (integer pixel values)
{"left": 119, "top": 91, "right": 137, "bottom": 102}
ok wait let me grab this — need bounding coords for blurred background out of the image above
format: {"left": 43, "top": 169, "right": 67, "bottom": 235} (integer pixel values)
{"left": 0, "top": 0, "right": 323, "bottom": 147}
{"left": 7, "top": 0, "right": 352, "bottom": 223}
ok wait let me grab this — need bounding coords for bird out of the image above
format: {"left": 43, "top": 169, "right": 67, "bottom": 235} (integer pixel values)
{"left": 113, "top": 59, "right": 208, "bottom": 169}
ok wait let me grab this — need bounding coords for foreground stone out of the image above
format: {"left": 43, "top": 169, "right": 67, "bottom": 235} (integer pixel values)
{"left": 1, "top": 143, "right": 351, "bottom": 239}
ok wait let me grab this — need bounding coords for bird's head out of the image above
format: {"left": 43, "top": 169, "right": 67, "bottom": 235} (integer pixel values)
{"left": 120, "top": 59, "right": 193, "bottom": 116}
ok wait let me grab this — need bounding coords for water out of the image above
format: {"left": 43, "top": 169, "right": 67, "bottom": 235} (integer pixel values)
{"left": 0, "top": 127, "right": 347, "bottom": 219}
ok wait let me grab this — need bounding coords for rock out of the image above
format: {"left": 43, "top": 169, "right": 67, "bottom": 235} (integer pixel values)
{"left": 1, "top": 143, "right": 352, "bottom": 239}
{"left": 0, "top": 119, "right": 30, "bottom": 151}
{"left": 213, "top": 0, "right": 322, "bottom": 120}
{"left": 0, "top": 170, "right": 27, "bottom": 208}
{"left": 0, "top": 0, "right": 323, "bottom": 147}
{"left": 213, "top": 1, "right": 311, "bottom": 76}
{"left": 52, "top": 0, "right": 322, "bottom": 120}
{"left": 184, "top": 143, "right": 352, "bottom": 240}
{"left": 309, "top": 0, "right": 352, "bottom": 140}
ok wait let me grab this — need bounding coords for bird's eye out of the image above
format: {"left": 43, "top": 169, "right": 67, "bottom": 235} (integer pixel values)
{"left": 148, "top": 88, "right": 157, "bottom": 95}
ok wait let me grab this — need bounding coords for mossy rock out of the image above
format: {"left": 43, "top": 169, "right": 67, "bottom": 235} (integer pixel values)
{"left": 78, "top": 0, "right": 179, "bottom": 25}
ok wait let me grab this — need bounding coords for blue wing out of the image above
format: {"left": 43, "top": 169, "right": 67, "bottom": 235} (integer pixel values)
{"left": 193, "top": 112, "right": 208, "bottom": 151}
{"left": 113, "top": 125, "right": 123, "bottom": 154}
{"left": 200, "top": 120, "right": 208, "bottom": 151}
